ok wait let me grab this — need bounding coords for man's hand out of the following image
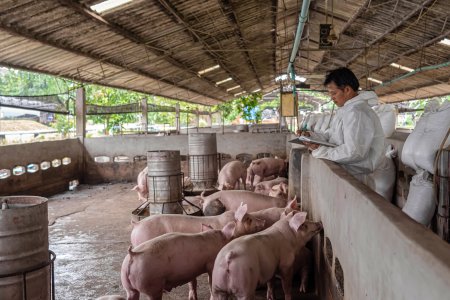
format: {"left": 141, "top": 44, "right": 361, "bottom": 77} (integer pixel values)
{"left": 297, "top": 131, "right": 319, "bottom": 151}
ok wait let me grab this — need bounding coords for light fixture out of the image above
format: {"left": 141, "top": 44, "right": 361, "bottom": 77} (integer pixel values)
{"left": 368, "top": 77, "right": 383, "bottom": 84}
{"left": 216, "top": 77, "right": 232, "bottom": 85}
{"left": 252, "top": 89, "right": 261, "bottom": 93}
{"left": 198, "top": 64, "right": 220, "bottom": 76}
{"left": 226, "top": 85, "right": 241, "bottom": 92}
{"left": 275, "top": 74, "right": 306, "bottom": 82}
{"left": 438, "top": 38, "right": 450, "bottom": 46}
{"left": 91, "top": 0, "right": 133, "bottom": 13}
{"left": 234, "top": 91, "right": 246, "bottom": 97}
{"left": 390, "top": 63, "right": 414, "bottom": 72}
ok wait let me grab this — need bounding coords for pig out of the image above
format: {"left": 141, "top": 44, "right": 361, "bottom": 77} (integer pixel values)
{"left": 95, "top": 296, "right": 126, "bottom": 300}
{"left": 200, "top": 190, "right": 289, "bottom": 216}
{"left": 254, "top": 177, "right": 288, "bottom": 195}
{"left": 268, "top": 182, "right": 289, "bottom": 199}
{"left": 121, "top": 220, "right": 253, "bottom": 300}
{"left": 211, "top": 211, "right": 322, "bottom": 300}
{"left": 130, "top": 203, "right": 265, "bottom": 247}
{"left": 218, "top": 161, "right": 247, "bottom": 190}
{"left": 131, "top": 167, "right": 148, "bottom": 202}
{"left": 246, "top": 158, "right": 287, "bottom": 189}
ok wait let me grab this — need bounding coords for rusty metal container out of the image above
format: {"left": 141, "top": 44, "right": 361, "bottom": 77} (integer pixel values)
{"left": 188, "top": 133, "right": 218, "bottom": 191}
{"left": 147, "top": 150, "right": 183, "bottom": 214}
{"left": 0, "top": 196, "right": 50, "bottom": 300}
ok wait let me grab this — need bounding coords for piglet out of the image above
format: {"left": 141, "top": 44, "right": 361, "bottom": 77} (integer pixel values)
{"left": 122, "top": 210, "right": 264, "bottom": 300}
{"left": 211, "top": 211, "right": 322, "bottom": 300}
{"left": 130, "top": 203, "right": 265, "bottom": 246}
{"left": 131, "top": 167, "right": 148, "bottom": 202}
{"left": 246, "top": 158, "right": 287, "bottom": 189}
{"left": 218, "top": 160, "right": 247, "bottom": 190}
{"left": 254, "top": 177, "right": 288, "bottom": 195}
{"left": 268, "top": 182, "right": 289, "bottom": 199}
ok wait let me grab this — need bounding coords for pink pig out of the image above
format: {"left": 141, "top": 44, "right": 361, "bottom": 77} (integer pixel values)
{"left": 200, "top": 190, "right": 290, "bottom": 216}
{"left": 211, "top": 211, "right": 322, "bottom": 300}
{"left": 246, "top": 158, "right": 287, "bottom": 189}
{"left": 218, "top": 161, "right": 247, "bottom": 190}
{"left": 122, "top": 206, "right": 264, "bottom": 300}
{"left": 130, "top": 203, "right": 265, "bottom": 246}
{"left": 131, "top": 167, "right": 148, "bottom": 202}
{"left": 254, "top": 177, "right": 288, "bottom": 195}
{"left": 268, "top": 182, "right": 289, "bottom": 199}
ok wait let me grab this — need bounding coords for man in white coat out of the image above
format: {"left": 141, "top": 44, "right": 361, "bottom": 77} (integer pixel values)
{"left": 306, "top": 67, "right": 395, "bottom": 201}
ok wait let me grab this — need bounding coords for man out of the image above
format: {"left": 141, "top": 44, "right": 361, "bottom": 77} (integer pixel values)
{"left": 305, "top": 67, "right": 395, "bottom": 201}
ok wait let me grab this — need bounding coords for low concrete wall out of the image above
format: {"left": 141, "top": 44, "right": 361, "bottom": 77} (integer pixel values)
{"left": 300, "top": 155, "right": 450, "bottom": 299}
{"left": 0, "top": 139, "right": 83, "bottom": 196}
{"left": 83, "top": 132, "right": 289, "bottom": 183}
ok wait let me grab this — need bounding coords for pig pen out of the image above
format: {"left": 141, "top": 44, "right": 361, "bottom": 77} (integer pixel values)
{"left": 47, "top": 182, "right": 318, "bottom": 300}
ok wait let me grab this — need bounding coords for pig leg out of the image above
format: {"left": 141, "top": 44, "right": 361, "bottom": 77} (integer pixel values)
{"left": 188, "top": 278, "right": 198, "bottom": 300}
{"left": 241, "top": 173, "right": 246, "bottom": 190}
{"left": 266, "top": 278, "right": 276, "bottom": 300}
{"left": 279, "top": 269, "right": 294, "bottom": 300}
{"left": 299, "top": 265, "right": 308, "bottom": 293}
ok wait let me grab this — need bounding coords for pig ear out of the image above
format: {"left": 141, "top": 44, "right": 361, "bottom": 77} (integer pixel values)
{"left": 287, "top": 197, "right": 298, "bottom": 210}
{"left": 222, "top": 222, "right": 236, "bottom": 240}
{"left": 289, "top": 212, "right": 307, "bottom": 231}
{"left": 235, "top": 203, "right": 248, "bottom": 221}
{"left": 201, "top": 223, "right": 214, "bottom": 232}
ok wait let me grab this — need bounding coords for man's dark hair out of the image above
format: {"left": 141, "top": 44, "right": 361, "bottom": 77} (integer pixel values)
{"left": 324, "top": 67, "right": 359, "bottom": 91}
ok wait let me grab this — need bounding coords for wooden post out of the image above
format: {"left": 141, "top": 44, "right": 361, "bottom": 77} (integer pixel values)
{"left": 75, "top": 87, "right": 86, "bottom": 141}
{"left": 141, "top": 98, "right": 148, "bottom": 134}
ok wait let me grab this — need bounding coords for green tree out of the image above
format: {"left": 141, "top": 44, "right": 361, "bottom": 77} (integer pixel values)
{"left": 85, "top": 85, "right": 141, "bottom": 135}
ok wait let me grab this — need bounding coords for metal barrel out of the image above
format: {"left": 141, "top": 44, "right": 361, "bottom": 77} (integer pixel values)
{"left": 147, "top": 150, "right": 183, "bottom": 214}
{"left": 188, "top": 133, "right": 218, "bottom": 190}
{"left": 0, "top": 196, "right": 50, "bottom": 300}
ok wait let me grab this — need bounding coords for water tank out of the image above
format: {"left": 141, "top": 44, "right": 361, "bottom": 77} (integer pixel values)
{"left": 188, "top": 133, "right": 218, "bottom": 191}
{"left": 147, "top": 150, "right": 183, "bottom": 214}
{"left": 0, "top": 196, "right": 50, "bottom": 300}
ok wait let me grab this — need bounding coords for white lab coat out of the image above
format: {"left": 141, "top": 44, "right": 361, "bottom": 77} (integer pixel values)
{"left": 311, "top": 91, "right": 395, "bottom": 201}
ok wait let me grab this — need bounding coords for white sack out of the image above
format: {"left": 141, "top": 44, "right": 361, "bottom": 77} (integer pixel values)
{"left": 314, "top": 114, "right": 325, "bottom": 133}
{"left": 402, "top": 170, "right": 436, "bottom": 225}
{"left": 320, "top": 113, "right": 332, "bottom": 133}
{"left": 401, "top": 101, "right": 450, "bottom": 174}
{"left": 373, "top": 104, "right": 396, "bottom": 137}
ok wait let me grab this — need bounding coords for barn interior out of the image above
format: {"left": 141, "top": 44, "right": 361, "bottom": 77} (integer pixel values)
{"left": 0, "top": 0, "right": 450, "bottom": 299}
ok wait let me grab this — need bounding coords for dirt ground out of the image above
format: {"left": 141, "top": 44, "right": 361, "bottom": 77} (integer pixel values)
{"left": 48, "top": 183, "right": 316, "bottom": 300}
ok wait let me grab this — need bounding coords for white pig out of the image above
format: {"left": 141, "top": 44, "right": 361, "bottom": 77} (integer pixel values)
{"left": 122, "top": 210, "right": 265, "bottom": 300}
{"left": 218, "top": 161, "right": 247, "bottom": 190}
{"left": 131, "top": 167, "right": 148, "bottom": 202}
{"left": 211, "top": 211, "right": 322, "bottom": 300}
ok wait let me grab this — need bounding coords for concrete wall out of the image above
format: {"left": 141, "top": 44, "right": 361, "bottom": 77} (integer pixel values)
{"left": 83, "top": 132, "right": 289, "bottom": 183}
{"left": 0, "top": 139, "right": 83, "bottom": 196}
{"left": 300, "top": 154, "right": 450, "bottom": 300}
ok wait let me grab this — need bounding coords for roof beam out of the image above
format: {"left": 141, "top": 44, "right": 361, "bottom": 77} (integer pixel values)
{"left": 218, "top": 0, "right": 263, "bottom": 90}
{"left": 313, "top": 0, "right": 371, "bottom": 72}
{"left": 0, "top": 21, "right": 226, "bottom": 102}
{"left": 57, "top": 0, "right": 226, "bottom": 95}
{"left": 362, "top": 29, "right": 450, "bottom": 77}
{"left": 343, "top": 0, "right": 435, "bottom": 66}
{"left": 155, "top": 0, "right": 246, "bottom": 91}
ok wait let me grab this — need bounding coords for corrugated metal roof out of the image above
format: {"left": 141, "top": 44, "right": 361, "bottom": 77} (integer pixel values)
{"left": 0, "top": 0, "right": 448, "bottom": 105}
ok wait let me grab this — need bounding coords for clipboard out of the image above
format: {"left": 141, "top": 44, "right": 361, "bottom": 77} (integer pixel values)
{"left": 288, "top": 136, "right": 337, "bottom": 148}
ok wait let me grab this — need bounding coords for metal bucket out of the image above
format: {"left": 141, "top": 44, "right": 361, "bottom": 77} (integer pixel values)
{"left": 188, "top": 133, "right": 218, "bottom": 191}
{"left": 147, "top": 150, "right": 183, "bottom": 214}
{"left": 0, "top": 196, "right": 51, "bottom": 300}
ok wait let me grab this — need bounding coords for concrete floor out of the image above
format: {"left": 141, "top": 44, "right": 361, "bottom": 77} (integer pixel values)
{"left": 48, "top": 183, "right": 317, "bottom": 300}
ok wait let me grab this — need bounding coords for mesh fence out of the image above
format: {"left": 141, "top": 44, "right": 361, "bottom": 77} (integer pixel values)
{"left": 0, "top": 94, "right": 70, "bottom": 114}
